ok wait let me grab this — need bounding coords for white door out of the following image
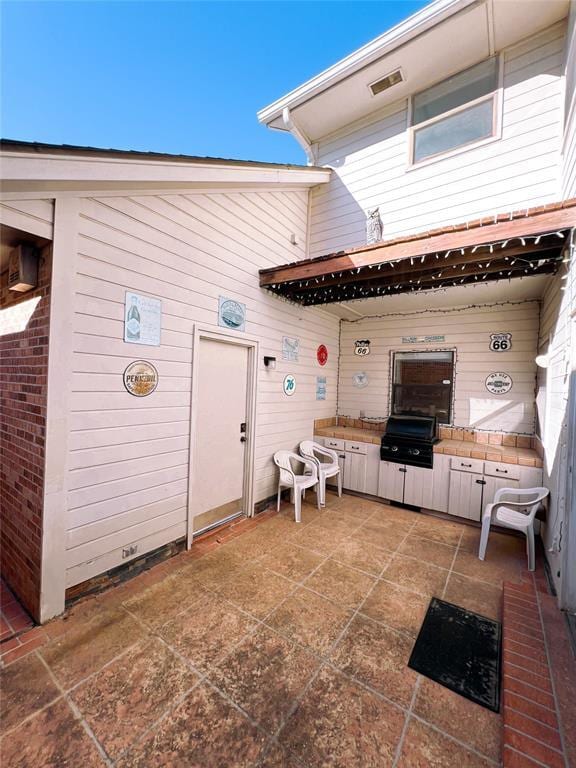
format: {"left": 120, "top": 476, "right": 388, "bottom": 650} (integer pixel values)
{"left": 192, "top": 338, "right": 249, "bottom": 535}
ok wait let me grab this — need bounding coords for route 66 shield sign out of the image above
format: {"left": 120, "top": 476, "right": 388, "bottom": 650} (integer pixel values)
{"left": 354, "top": 340, "right": 371, "bottom": 356}
{"left": 489, "top": 333, "right": 512, "bottom": 352}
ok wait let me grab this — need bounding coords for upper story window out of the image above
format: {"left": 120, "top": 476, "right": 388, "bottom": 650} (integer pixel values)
{"left": 410, "top": 57, "right": 500, "bottom": 165}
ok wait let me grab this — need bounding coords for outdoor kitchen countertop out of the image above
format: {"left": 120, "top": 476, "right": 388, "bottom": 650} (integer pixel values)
{"left": 435, "top": 439, "right": 543, "bottom": 467}
{"left": 315, "top": 426, "right": 383, "bottom": 444}
{"left": 315, "top": 426, "right": 543, "bottom": 467}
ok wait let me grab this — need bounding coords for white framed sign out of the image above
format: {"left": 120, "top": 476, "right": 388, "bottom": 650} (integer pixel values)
{"left": 282, "top": 336, "right": 300, "bottom": 362}
{"left": 124, "top": 292, "right": 162, "bottom": 346}
{"left": 352, "top": 372, "right": 369, "bottom": 389}
{"left": 316, "top": 376, "right": 327, "bottom": 401}
{"left": 485, "top": 372, "right": 513, "bottom": 395}
{"left": 402, "top": 335, "right": 445, "bottom": 344}
{"left": 218, "top": 297, "right": 246, "bottom": 331}
{"left": 283, "top": 374, "right": 296, "bottom": 396}
{"left": 489, "top": 333, "right": 512, "bottom": 352}
{"left": 354, "top": 340, "right": 371, "bottom": 356}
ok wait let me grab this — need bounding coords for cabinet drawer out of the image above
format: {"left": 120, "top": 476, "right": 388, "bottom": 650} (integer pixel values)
{"left": 345, "top": 441, "right": 368, "bottom": 455}
{"left": 484, "top": 461, "right": 520, "bottom": 481}
{"left": 324, "top": 438, "right": 345, "bottom": 451}
{"left": 450, "top": 457, "right": 484, "bottom": 474}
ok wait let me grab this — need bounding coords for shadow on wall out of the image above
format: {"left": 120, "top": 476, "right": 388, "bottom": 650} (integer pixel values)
{"left": 468, "top": 399, "right": 528, "bottom": 431}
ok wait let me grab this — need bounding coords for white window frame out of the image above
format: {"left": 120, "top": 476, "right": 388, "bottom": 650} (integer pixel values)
{"left": 407, "top": 54, "right": 503, "bottom": 169}
{"left": 389, "top": 347, "right": 457, "bottom": 425}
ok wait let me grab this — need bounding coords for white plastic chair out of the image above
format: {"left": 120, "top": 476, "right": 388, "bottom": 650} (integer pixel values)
{"left": 478, "top": 486, "right": 549, "bottom": 571}
{"left": 273, "top": 451, "right": 320, "bottom": 523}
{"left": 299, "top": 440, "right": 342, "bottom": 507}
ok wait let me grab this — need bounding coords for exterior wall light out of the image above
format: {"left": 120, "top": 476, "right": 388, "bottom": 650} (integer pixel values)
{"left": 264, "top": 356, "right": 277, "bottom": 370}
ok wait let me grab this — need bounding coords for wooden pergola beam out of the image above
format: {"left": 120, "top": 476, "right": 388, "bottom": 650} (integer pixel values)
{"left": 280, "top": 241, "right": 560, "bottom": 293}
{"left": 259, "top": 202, "right": 576, "bottom": 288}
{"left": 283, "top": 260, "right": 559, "bottom": 306}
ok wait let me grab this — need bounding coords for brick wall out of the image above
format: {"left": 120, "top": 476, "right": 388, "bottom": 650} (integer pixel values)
{"left": 502, "top": 580, "right": 568, "bottom": 767}
{"left": 0, "top": 246, "right": 52, "bottom": 621}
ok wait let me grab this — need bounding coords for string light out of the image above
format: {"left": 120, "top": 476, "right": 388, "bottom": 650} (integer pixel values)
{"left": 266, "top": 229, "right": 567, "bottom": 305}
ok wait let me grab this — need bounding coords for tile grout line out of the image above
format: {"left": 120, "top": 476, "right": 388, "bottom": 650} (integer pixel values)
{"left": 440, "top": 527, "right": 464, "bottom": 600}
{"left": 521, "top": 575, "right": 570, "bottom": 768}
{"left": 408, "top": 711, "right": 501, "bottom": 766}
{"left": 0, "top": 637, "right": 148, "bottom": 742}
{"left": 3, "top": 502, "right": 514, "bottom": 766}
{"left": 108, "top": 519, "right": 343, "bottom": 764}
{"left": 263, "top": 518, "right": 421, "bottom": 762}
{"left": 113, "top": 504, "right": 389, "bottom": 765}
{"left": 392, "top": 676, "right": 422, "bottom": 768}
{"left": 504, "top": 722, "right": 565, "bottom": 755}
{"left": 35, "top": 651, "right": 114, "bottom": 767}
{"left": 110, "top": 609, "right": 266, "bottom": 763}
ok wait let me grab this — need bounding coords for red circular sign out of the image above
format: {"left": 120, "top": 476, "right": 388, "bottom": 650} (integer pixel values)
{"left": 317, "top": 344, "right": 328, "bottom": 366}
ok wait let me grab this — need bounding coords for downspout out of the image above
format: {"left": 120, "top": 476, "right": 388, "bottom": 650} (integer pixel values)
{"left": 282, "top": 107, "right": 317, "bottom": 166}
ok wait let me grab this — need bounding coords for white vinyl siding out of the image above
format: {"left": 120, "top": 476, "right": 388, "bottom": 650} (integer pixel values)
{"left": 66, "top": 189, "right": 339, "bottom": 586}
{"left": 562, "top": 3, "right": 576, "bottom": 199}
{"left": 309, "top": 23, "right": 565, "bottom": 257}
{"left": 338, "top": 300, "right": 540, "bottom": 434}
{"left": 535, "top": 242, "right": 575, "bottom": 596}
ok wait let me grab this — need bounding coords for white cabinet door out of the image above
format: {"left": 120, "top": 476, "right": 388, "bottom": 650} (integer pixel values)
{"left": 365, "top": 445, "right": 381, "bottom": 496}
{"left": 431, "top": 454, "right": 450, "bottom": 513}
{"left": 378, "top": 461, "right": 405, "bottom": 502}
{"left": 344, "top": 451, "right": 367, "bottom": 493}
{"left": 403, "top": 465, "right": 433, "bottom": 508}
{"left": 448, "top": 470, "right": 484, "bottom": 521}
{"left": 517, "top": 466, "right": 543, "bottom": 489}
{"left": 404, "top": 455, "right": 450, "bottom": 512}
{"left": 482, "top": 475, "right": 520, "bottom": 508}
{"left": 327, "top": 453, "right": 345, "bottom": 488}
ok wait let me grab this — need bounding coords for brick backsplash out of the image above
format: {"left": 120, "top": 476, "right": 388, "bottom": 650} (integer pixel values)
{"left": 0, "top": 247, "right": 52, "bottom": 622}
{"left": 315, "top": 416, "right": 536, "bottom": 448}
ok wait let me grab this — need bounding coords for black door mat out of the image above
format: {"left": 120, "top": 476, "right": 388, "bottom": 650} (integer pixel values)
{"left": 408, "top": 597, "right": 502, "bottom": 712}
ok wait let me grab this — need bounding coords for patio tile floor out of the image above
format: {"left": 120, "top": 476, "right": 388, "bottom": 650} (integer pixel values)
{"left": 1, "top": 493, "right": 534, "bottom": 767}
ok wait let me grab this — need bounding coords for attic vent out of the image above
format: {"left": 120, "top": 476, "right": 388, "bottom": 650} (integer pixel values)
{"left": 369, "top": 69, "right": 403, "bottom": 96}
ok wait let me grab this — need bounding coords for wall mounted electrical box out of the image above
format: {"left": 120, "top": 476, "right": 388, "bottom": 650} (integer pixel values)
{"left": 8, "top": 244, "right": 40, "bottom": 292}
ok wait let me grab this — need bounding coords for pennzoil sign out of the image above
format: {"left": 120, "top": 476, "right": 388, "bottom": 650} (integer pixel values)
{"left": 123, "top": 360, "right": 159, "bottom": 397}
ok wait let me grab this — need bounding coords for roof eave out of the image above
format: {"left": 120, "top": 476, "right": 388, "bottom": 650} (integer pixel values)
{"left": 257, "top": 0, "right": 475, "bottom": 126}
{"left": 0, "top": 144, "right": 331, "bottom": 193}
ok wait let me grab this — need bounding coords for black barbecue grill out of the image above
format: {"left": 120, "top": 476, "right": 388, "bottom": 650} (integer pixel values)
{"left": 380, "top": 415, "right": 439, "bottom": 469}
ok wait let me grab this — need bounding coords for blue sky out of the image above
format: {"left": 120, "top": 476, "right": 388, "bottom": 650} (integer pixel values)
{"left": 1, "top": 1, "right": 428, "bottom": 165}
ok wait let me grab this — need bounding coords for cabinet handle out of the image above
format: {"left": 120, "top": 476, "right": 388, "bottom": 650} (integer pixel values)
{"left": 399, "top": 468, "right": 407, "bottom": 473}
{"left": 495, "top": 468, "right": 508, "bottom": 473}
{"left": 461, "top": 463, "right": 472, "bottom": 468}
{"left": 476, "top": 479, "right": 486, "bottom": 485}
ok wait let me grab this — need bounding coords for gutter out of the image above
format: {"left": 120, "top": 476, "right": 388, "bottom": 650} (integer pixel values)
{"left": 269, "top": 108, "right": 317, "bottom": 166}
